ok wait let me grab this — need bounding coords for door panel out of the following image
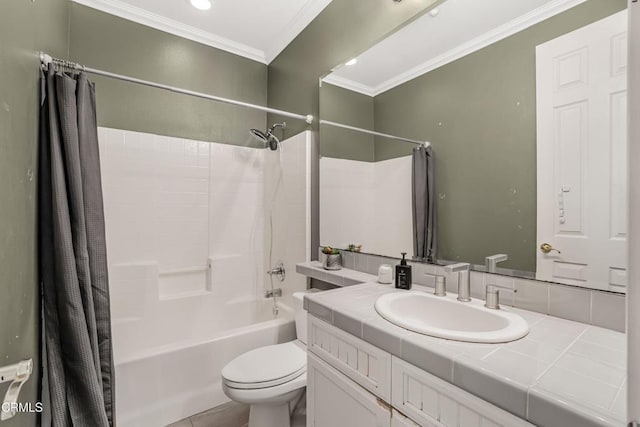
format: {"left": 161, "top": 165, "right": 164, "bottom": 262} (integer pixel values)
{"left": 536, "top": 10, "right": 628, "bottom": 291}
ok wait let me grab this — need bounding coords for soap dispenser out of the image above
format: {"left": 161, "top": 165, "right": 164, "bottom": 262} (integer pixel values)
{"left": 395, "top": 253, "right": 412, "bottom": 290}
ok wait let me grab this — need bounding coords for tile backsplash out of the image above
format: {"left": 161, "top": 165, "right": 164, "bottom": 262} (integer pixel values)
{"left": 319, "top": 248, "right": 626, "bottom": 333}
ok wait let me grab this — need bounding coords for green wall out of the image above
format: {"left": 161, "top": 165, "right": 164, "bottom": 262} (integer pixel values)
{"left": 372, "top": 0, "right": 627, "bottom": 271}
{"left": 0, "top": 1, "right": 69, "bottom": 425}
{"left": 0, "top": 3, "right": 441, "bottom": 419}
{"left": 267, "top": 0, "right": 441, "bottom": 138}
{"left": 69, "top": 3, "right": 268, "bottom": 147}
{"left": 1, "top": 4, "right": 271, "bottom": 425}
{"left": 319, "top": 82, "right": 374, "bottom": 161}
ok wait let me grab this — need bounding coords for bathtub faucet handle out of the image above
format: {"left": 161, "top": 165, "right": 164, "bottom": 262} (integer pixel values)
{"left": 267, "top": 261, "right": 285, "bottom": 282}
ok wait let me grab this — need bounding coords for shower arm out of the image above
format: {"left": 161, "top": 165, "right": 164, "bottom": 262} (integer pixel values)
{"left": 269, "top": 122, "right": 286, "bottom": 133}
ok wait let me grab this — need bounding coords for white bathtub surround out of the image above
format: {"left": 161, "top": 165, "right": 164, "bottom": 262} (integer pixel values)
{"left": 320, "top": 156, "right": 413, "bottom": 256}
{"left": 98, "top": 128, "right": 312, "bottom": 426}
{"left": 264, "top": 131, "right": 314, "bottom": 303}
{"left": 99, "top": 128, "right": 266, "bottom": 302}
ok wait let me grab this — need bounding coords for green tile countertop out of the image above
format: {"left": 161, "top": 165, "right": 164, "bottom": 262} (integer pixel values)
{"left": 302, "top": 281, "right": 626, "bottom": 427}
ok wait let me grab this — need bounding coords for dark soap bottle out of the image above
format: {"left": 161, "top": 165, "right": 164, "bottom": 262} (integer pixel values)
{"left": 395, "top": 252, "right": 412, "bottom": 290}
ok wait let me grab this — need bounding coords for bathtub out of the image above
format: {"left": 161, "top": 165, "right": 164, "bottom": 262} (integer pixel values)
{"left": 114, "top": 297, "right": 296, "bottom": 427}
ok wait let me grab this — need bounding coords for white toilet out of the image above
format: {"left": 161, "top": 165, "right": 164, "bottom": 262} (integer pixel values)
{"left": 222, "top": 292, "right": 308, "bottom": 427}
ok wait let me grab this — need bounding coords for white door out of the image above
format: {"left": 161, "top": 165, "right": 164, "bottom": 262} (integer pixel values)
{"left": 536, "top": 10, "right": 628, "bottom": 292}
{"left": 628, "top": 0, "right": 640, "bottom": 423}
{"left": 307, "top": 353, "right": 391, "bottom": 427}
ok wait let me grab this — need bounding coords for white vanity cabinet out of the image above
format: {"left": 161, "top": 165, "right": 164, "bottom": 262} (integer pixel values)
{"left": 307, "top": 316, "right": 533, "bottom": 427}
{"left": 391, "top": 357, "right": 533, "bottom": 427}
{"left": 307, "top": 316, "right": 392, "bottom": 427}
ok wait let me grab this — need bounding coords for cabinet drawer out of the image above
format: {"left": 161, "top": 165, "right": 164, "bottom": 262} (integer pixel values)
{"left": 391, "top": 357, "right": 533, "bottom": 427}
{"left": 308, "top": 315, "right": 392, "bottom": 402}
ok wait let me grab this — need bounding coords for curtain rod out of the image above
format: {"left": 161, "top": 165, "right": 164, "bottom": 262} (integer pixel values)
{"left": 320, "top": 119, "right": 430, "bottom": 147}
{"left": 39, "top": 53, "right": 314, "bottom": 125}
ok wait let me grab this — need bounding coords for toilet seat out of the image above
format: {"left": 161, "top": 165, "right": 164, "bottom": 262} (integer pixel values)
{"left": 222, "top": 371, "right": 306, "bottom": 405}
{"left": 222, "top": 341, "right": 306, "bottom": 390}
{"left": 224, "top": 367, "right": 306, "bottom": 390}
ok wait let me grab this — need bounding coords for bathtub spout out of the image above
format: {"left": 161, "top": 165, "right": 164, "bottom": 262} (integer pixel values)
{"left": 265, "top": 288, "right": 282, "bottom": 298}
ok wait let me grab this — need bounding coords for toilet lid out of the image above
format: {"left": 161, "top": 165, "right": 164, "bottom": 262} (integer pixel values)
{"left": 222, "top": 342, "right": 306, "bottom": 389}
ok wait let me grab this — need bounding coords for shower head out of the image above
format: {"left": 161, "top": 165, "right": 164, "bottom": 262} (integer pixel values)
{"left": 249, "top": 122, "right": 286, "bottom": 151}
{"left": 249, "top": 128, "right": 270, "bottom": 143}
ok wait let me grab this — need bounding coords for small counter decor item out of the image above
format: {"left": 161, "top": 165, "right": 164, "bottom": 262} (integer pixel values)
{"left": 347, "top": 243, "right": 363, "bottom": 252}
{"left": 378, "top": 264, "right": 393, "bottom": 284}
{"left": 322, "top": 246, "right": 342, "bottom": 270}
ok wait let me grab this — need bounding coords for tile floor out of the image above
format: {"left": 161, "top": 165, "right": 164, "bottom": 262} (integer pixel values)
{"left": 168, "top": 394, "right": 307, "bottom": 427}
{"left": 167, "top": 401, "right": 249, "bottom": 427}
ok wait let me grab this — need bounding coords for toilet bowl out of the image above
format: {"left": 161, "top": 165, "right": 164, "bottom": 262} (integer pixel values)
{"left": 221, "top": 292, "right": 309, "bottom": 427}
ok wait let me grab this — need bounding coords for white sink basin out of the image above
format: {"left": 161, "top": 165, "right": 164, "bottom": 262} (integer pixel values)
{"left": 375, "top": 291, "right": 529, "bottom": 343}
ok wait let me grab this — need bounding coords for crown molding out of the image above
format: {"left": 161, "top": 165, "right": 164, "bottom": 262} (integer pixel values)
{"left": 71, "top": 0, "right": 267, "bottom": 63}
{"left": 322, "top": 75, "right": 376, "bottom": 97}
{"left": 265, "top": 0, "right": 333, "bottom": 63}
{"left": 326, "top": 0, "right": 588, "bottom": 97}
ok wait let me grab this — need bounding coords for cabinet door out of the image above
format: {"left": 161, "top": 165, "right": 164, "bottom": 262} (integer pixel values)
{"left": 307, "top": 352, "right": 391, "bottom": 427}
{"left": 391, "top": 410, "right": 434, "bottom": 427}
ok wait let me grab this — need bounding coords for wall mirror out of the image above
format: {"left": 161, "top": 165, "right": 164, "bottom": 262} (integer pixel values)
{"left": 319, "top": 0, "right": 628, "bottom": 293}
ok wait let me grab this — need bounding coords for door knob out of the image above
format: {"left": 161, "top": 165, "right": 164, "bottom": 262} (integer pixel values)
{"left": 540, "top": 243, "right": 561, "bottom": 254}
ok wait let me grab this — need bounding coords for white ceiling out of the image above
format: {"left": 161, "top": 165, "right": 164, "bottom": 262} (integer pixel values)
{"left": 72, "top": 0, "right": 333, "bottom": 64}
{"left": 324, "top": 0, "right": 587, "bottom": 96}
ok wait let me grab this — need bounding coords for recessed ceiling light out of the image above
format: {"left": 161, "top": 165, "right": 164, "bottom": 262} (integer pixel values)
{"left": 345, "top": 58, "right": 358, "bottom": 66}
{"left": 429, "top": 7, "right": 440, "bottom": 17}
{"left": 190, "top": 0, "right": 211, "bottom": 11}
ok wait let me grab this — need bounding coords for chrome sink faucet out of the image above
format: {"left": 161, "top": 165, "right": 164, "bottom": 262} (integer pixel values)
{"left": 485, "top": 254, "right": 508, "bottom": 273}
{"left": 443, "top": 262, "right": 471, "bottom": 302}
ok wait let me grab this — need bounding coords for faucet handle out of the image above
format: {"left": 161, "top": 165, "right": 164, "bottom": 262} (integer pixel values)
{"left": 433, "top": 275, "right": 446, "bottom": 297}
{"left": 485, "top": 285, "right": 517, "bottom": 310}
{"left": 443, "top": 262, "right": 470, "bottom": 273}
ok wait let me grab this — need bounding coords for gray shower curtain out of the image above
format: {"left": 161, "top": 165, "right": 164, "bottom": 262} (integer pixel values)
{"left": 39, "top": 65, "right": 115, "bottom": 426}
{"left": 412, "top": 146, "right": 436, "bottom": 262}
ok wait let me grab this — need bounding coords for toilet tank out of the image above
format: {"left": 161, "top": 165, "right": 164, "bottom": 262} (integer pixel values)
{"left": 292, "top": 291, "right": 313, "bottom": 345}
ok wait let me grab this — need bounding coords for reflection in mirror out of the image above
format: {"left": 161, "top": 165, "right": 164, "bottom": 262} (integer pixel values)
{"left": 319, "top": 0, "right": 628, "bottom": 293}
